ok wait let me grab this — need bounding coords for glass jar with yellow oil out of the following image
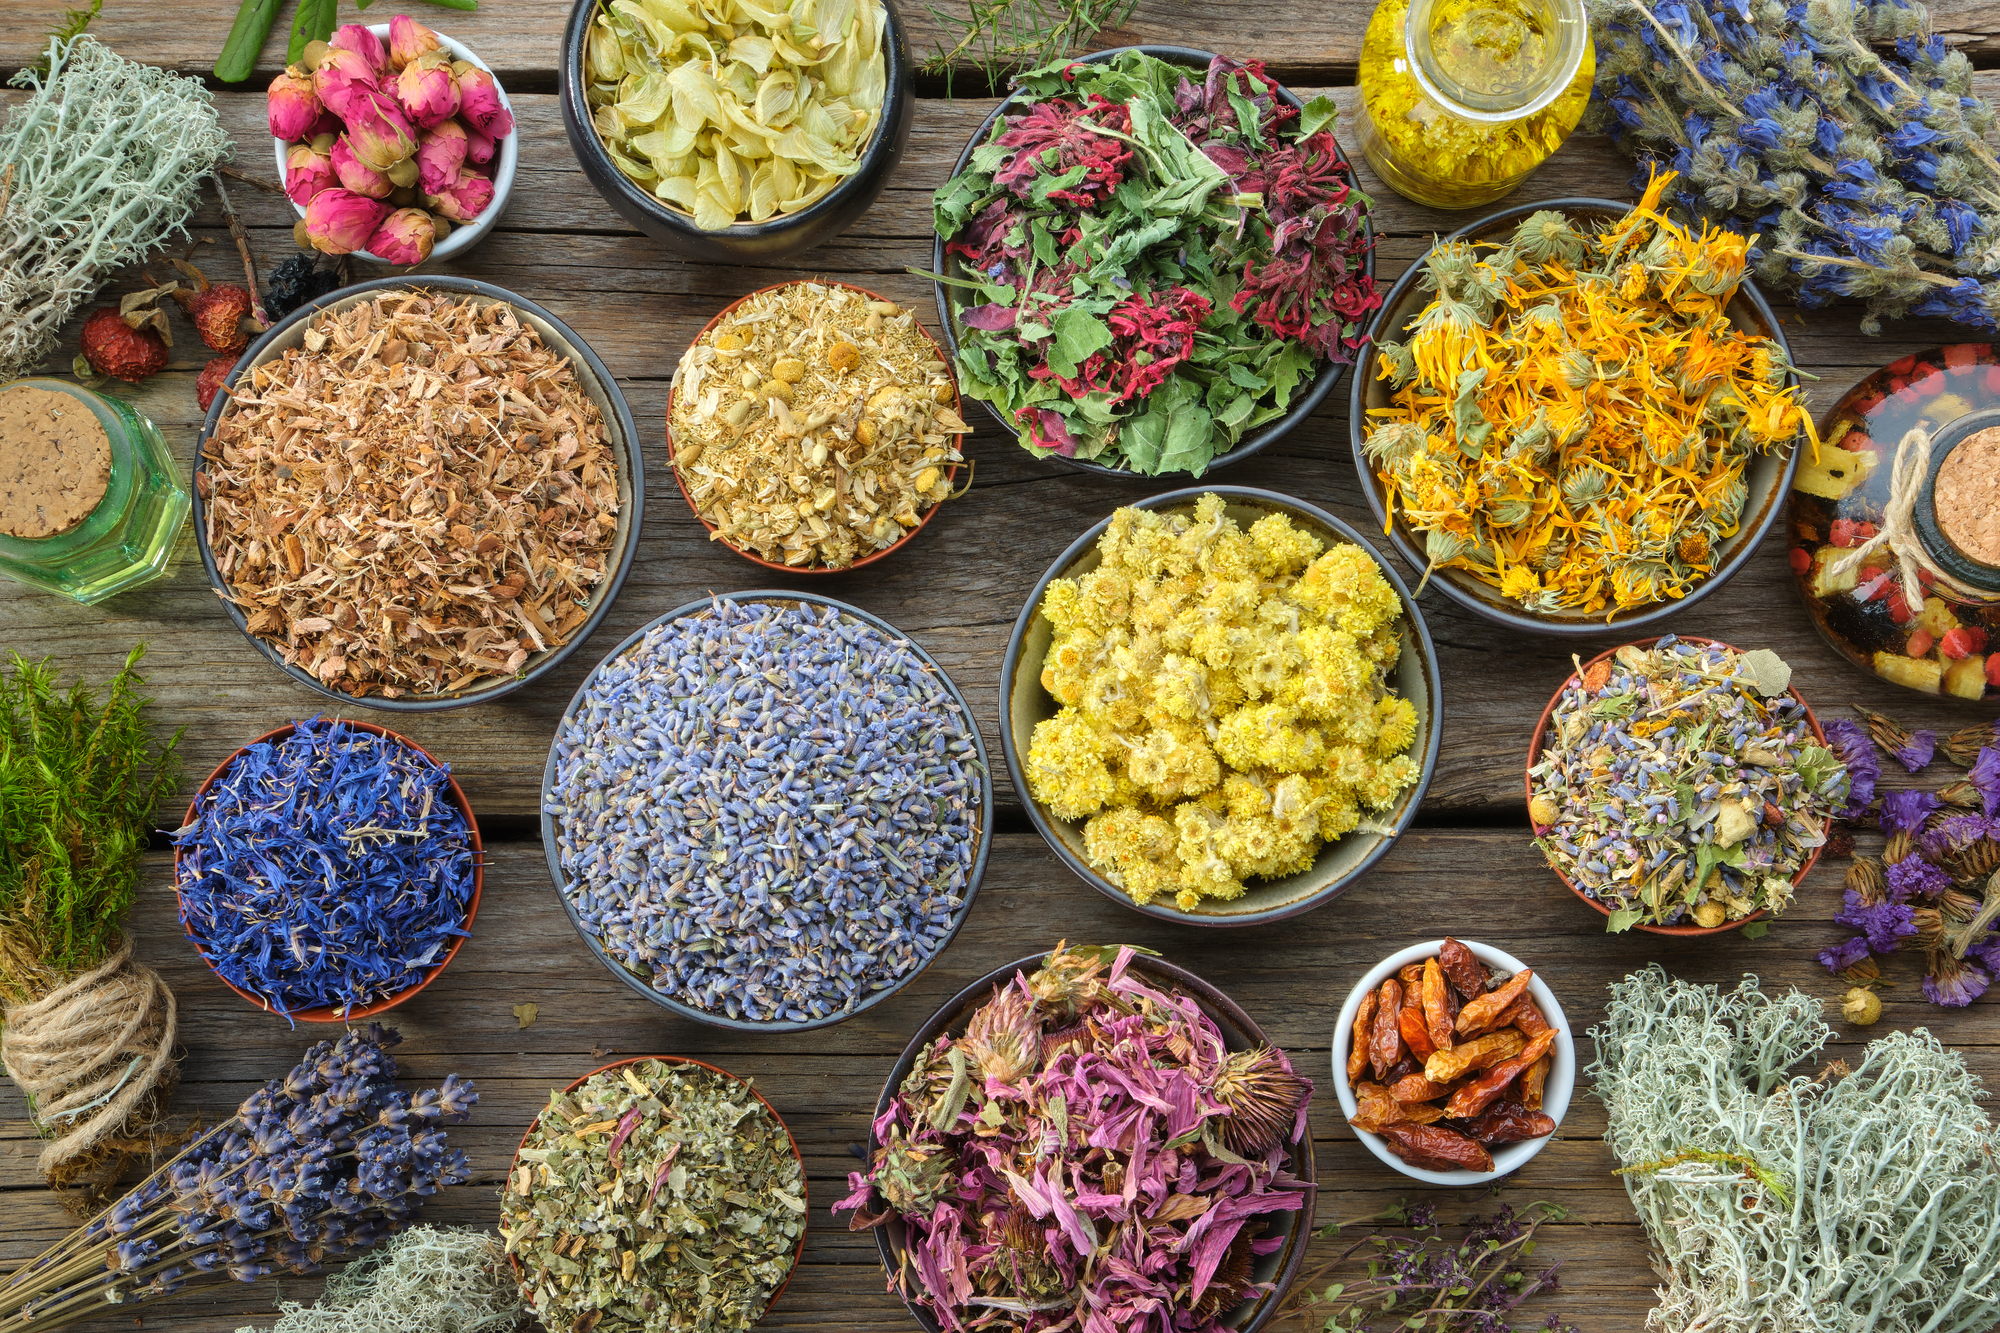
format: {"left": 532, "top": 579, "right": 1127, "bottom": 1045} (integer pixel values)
{"left": 1356, "top": 0, "right": 1594, "bottom": 210}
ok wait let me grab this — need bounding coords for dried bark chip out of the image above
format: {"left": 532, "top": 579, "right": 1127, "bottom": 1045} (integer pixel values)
{"left": 204, "top": 290, "right": 620, "bottom": 698}
{"left": 0, "top": 385, "right": 112, "bottom": 539}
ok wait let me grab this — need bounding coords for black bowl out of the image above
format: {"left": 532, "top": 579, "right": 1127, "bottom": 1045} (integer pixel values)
{"left": 560, "top": 0, "right": 915, "bottom": 264}
{"left": 1348, "top": 196, "right": 1806, "bottom": 637}
{"left": 930, "top": 44, "right": 1375, "bottom": 479}
{"left": 192, "top": 275, "right": 643, "bottom": 712}
{"left": 999, "top": 486, "right": 1442, "bottom": 925}
{"left": 540, "top": 590, "right": 995, "bottom": 1032}
{"left": 865, "top": 948, "right": 1317, "bottom": 1333}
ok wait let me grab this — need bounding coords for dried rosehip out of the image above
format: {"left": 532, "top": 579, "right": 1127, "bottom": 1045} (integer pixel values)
{"left": 1908, "top": 629, "right": 1936, "bottom": 658}
{"left": 1942, "top": 627, "right": 1988, "bottom": 659}
{"left": 1789, "top": 547, "right": 1811, "bottom": 575}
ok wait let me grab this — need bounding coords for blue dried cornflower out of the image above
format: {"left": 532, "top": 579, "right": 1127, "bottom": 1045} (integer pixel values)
{"left": 1880, "top": 790, "right": 1943, "bottom": 834}
{"left": 1969, "top": 747, "right": 2000, "bottom": 818}
{"left": 1823, "top": 718, "right": 1878, "bottom": 818}
{"left": 1838, "top": 888, "right": 1919, "bottom": 953}
{"left": 1819, "top": 934, "right": 1874, "bottom": 973}
{"left": 1886, "top": 855, "right": 1953, "bottom": 902}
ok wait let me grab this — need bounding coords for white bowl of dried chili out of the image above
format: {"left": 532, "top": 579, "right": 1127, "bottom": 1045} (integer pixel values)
{"left": 1331, "top": 938, "right": 1574, "bottom": 1186}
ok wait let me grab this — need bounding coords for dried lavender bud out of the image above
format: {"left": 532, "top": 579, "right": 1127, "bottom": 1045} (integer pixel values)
{"left": 545, "top": 597, "right": 986, "bottom": 1026}
{"left": 172, "top": 717, "right": 476, "bottom": 1021}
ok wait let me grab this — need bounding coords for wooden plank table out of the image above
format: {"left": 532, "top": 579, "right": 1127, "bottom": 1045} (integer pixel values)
{"left": 3, "top": 7, "right": 1998, "bottom": 1331}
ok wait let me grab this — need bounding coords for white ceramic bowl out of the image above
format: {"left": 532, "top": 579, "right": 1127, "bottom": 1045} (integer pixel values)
{"left": 272, "top": 23, "right": 518, "bottom": 266}
{"left": 1330, "top": 938, "right": 1575, "bottom": 1185}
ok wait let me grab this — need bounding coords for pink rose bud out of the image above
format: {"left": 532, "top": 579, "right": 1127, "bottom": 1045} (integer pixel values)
{"left": 345, "top": 90, "right": 418, "bottom": 171}
{"left": 284, "top": 140, "right": 338, "bottom": 207}
{"left": 454, "top": 67, "right": 513, "bottom": 141}
{"left": 367, "top": 207, "right": 437, "bottom": 265}
{"left": 463, "top": 122, "right": 497, "bottom": 167}
{"left": 267, "top": 66, "right": 323, "bottom": 142}
{"left": 396, "top": 55, "right": 461, "bottom": 130}
{"left": 331, "top": 134, "right": 394, "bottom": 199}
{"left": 417, "top": 121, "right": 469, "bottom": 196}
{"left": 309, "top": 106, "right": 345, "bottom": 140}
{"left": 330, "top": 23, "right": 389, "bottom": 75}
{"left": 311, "top": 45, "right": 380, "bottom": 123}
{"left": 430, "top": 168, "right": 494, "bottom": 223}
{"left": 303, "top": 188, "right": 390, "bottom": 255}
{"left": 389, "top": 15, "right": 442, "bottom": 70}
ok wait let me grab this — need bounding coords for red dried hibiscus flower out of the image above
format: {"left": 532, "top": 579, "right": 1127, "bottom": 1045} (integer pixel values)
{"left": 992, "top": 95, "right": 1134, "bottom": 209}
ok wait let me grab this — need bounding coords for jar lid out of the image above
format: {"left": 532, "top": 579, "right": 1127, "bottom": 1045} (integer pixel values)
{"left": 1915, "top": 407, "right": 2000, "bottom": 595}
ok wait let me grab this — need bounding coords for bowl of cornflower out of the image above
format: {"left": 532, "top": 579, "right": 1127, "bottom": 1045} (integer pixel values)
{"left": 1349, "top": 177, "right": 1814, "bottom": 635}
{"left": 1525, "top": 636, "right": 1847, "bottom": 936}
{"left": 999, "top": 487, "right": 1441, "bottom": 926}
{"left": 931, "top": 45, "right": 1377, "bottom": 479}
{"left": 171, "top": 717, "right": 483, "bottom": 1022}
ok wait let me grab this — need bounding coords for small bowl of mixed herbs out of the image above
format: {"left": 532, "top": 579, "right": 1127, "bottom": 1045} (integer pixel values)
{"left": 931, "top": 46, "right": 1377, "bottom": 478}
{"left": 1526, "top": 636, "right": 1848, "bottom": 936}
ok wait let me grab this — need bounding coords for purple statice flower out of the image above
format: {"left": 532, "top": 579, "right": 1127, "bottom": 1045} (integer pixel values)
{"left": 1923, "top": 953, "right": 1992, "bottom": 1008}
{"left": 1885, "top": 855, "right": 1952, "bottom": 903}
{"left": 1891, "top": 729, "right": 1937, "bottom": 773}
{"left": 1837, "top": 888, "right": 1918, "bottom": 954}
{"left": 1970, "top": 747, "right": 2000, "bottom": 819}
{"left": 1966, "top": 929, "right": 2000, "bottom": 974}
{"left": 1818, "top": 935, "right": 1874, "bottom": 974}
{"left": 1822, "top": 718, "right": 1878, "bottom": 819}
{"left": 1879, "top": 789, "right": 1942, "bottom": 834}
{"left": 1918, "top": 813, "right": 1996, "bottom": 862}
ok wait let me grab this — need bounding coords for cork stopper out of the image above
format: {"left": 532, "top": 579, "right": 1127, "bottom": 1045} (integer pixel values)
{"left": 0, "top": 384, "right": 112, "bottom": 540}
{"left": 1935, "top": 424, "right": 2000, "bottom": 568}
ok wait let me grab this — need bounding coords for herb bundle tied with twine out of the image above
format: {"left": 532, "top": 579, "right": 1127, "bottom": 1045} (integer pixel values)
{"left": 0, "top": 647, "right": 183, "bottom": 1203}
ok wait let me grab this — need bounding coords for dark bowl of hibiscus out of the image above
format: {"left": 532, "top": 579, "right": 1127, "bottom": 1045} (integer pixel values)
{"left": 930, "top": 44, "right": 1375, "bottom": 478}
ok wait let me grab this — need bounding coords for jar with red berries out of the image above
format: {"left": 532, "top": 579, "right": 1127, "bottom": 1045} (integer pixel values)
{"left": 1788, "top": 344, "right": 2000, "bottom": 701}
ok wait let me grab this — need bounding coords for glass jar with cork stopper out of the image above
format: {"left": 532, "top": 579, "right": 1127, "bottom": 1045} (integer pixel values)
{"left": 1355, "top": 0, "right": 1594, "bottom": 211}
{"left": 0, "top": 379, "right": 188, "bottom": 603}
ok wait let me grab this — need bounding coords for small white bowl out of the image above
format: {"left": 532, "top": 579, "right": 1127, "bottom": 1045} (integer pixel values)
{"left": 272, "top": 23, "right": 518, "bottom": 266}
{"left": 1331, "top": 938, "right": 1575, "bottom": 1186}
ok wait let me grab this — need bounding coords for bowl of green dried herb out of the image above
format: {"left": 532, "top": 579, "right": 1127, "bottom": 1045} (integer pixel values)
{"left": 931, "top": 45, "right": 1377, "bottom": 479}
{"left": 502, "top": 1055, "right": 808, "bottom": 1328}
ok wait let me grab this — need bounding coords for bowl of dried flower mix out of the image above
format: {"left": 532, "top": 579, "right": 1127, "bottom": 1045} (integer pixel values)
{"left": 1526, "top": 636, "right": 1847, "bottom": 936}
{"left": 1000, "top": 488, "right": 1440, "bottom": 925}
{"left": 503, "top": 1055, "right": 808, "bottom": 1331}
{"left": 931, "top": 46, "right": 1377, "bottom": 478}
{"left": 1332, "top": 938, "right": 1574, "bottom": 1186}
{"left": 1350, "top": 180, "right": 1812, "bottom": 635}
{"left": 561, "top": 0, "right": 913, "bottom": 264}
{"left": 667, "top": 281, "right": 968, "bottom": 572}
{"left": 193, "top": 277, "right": 642, "bottom": 710}
{"left": 838, "top": 943, "right": 1315, "bottom": 1333}
{"left": 542, "top": 591, "right": 992, "bottom": 1031}
{"left": 172, "top": 716, "right": 482, "bottom": 1023}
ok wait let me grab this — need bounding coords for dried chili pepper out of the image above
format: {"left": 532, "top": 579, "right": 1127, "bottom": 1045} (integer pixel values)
{"left": 1463, "top": 1100, "right": 1556, "bottom": 1146}
{"left": 1350, "top": 1081, "right": 1399, "bottom": 1133}
{"left": 1437, "top": 937, "right": 1488, "bottom": 1002}
{"left": 1522, "top": 1056, "right": 1549, "bottom": 1111}
{"left": 1389, "top": 1072, "right": 1454, "bottom": 1104}
{"left": 1377, "top": 1122, "right": 1494, "bottom": 1173}
{"left": 1456, "top": 968, "right": 1533, "bottom": 1037}
{"left": 1382, "top": 1056, "right": 1420, "bottom": 1086}
{"left": 1398, "top": 961, "right": 1426, "bottom": 989}
{"left": 1500, "top": 994, "right": 1551, "bottom": 1037}
{"left": 1397, "top": 1003, "right": 1436, "bottom": 1062}
{"left": 1423, "top": 1029, "right": 1525, "bottom": 1084}
{"left": 1369, "top": 978, "right": 1406, "bottom": 1081}
{"left": 1443, "top": 1028, "right": 1558, "bottom": 1119}
{"left": 1348, "top": 989, "right": 1377, "bottom": 1084}
{"left": 1420, "top": 959, "right": 1454, "bottom": 1052}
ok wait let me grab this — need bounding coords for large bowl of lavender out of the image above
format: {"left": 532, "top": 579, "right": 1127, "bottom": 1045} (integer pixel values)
{"left": 837, "top": 943, "right": 1316, "bottom": 1333}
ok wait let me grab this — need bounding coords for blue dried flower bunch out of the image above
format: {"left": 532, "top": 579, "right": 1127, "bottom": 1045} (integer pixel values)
{"left": 1585, "top": 0, "right": 2000, "bottom": 333}
{"left": 0, "top": 1025, "right": 476, "bottom": 1330}
{"left": 173, "top": 717, "right": 477, "bottom": 1022}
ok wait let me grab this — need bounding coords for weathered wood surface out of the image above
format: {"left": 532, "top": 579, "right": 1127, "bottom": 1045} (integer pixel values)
{"left": 5, "top": 830, "right": 1986, "bottom": 1333}
{"left": 4, "top": 12, "right": 2000, "bottom": 1333}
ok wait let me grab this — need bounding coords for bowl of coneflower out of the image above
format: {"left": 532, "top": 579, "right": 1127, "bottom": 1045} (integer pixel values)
{"left": 839, "top": 943, "right": 1315, "bottom": 1333}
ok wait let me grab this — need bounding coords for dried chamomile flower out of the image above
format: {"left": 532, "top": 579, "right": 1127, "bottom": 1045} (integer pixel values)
{"left": 584, "top": 0, "right": 886, "bottom": 229}
{"left": 670, "top": 283, "right": 967, "bottom": 568}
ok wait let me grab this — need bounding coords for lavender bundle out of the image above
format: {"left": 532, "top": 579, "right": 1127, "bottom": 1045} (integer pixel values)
{"left": 1585, "top": 0, "right": 2000, "bottom": 334}
{"left": 0, "top": 1024, "right": 476, "bottom": 1331}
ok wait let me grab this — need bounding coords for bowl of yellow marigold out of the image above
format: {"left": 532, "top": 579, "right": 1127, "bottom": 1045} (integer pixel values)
{"left": 999, "top": 487, "right": 1442, "bottom": 924}
{"left": 1347, "top": 172, "right": 1816, "bottom": 636}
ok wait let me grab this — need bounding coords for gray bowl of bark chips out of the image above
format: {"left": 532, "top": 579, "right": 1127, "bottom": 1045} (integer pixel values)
{"left": 191, "top": 276, "right": 643, "bottom": 711}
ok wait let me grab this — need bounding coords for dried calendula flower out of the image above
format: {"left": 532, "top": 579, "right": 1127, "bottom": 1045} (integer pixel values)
{"left": 201, "top": 289, "right": 621, "bottom": 699}
{"left": 584, "top": 0, "right": 887, "bottom": 229}
{"left": 670, "top": 282, "right": 967, "bottom": 569}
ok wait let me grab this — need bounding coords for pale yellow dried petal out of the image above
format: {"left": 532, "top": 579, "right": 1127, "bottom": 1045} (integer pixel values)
{"left": 693, "top": 185, "right": 735, "bottom": 231}
{"left": 747, "top": 161, "right": 779, "bottom": 221}
{"left": 729, "top": 34, "right": 777, "bottom": 74}
{"left": 654, "top": 174, "right": 698, "bottom": 209}
{"left": 635, "top": 0, "right": 706, "bottom": 32}
{"left": 616, "top": 70, "right": 673, "bottom": 124}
